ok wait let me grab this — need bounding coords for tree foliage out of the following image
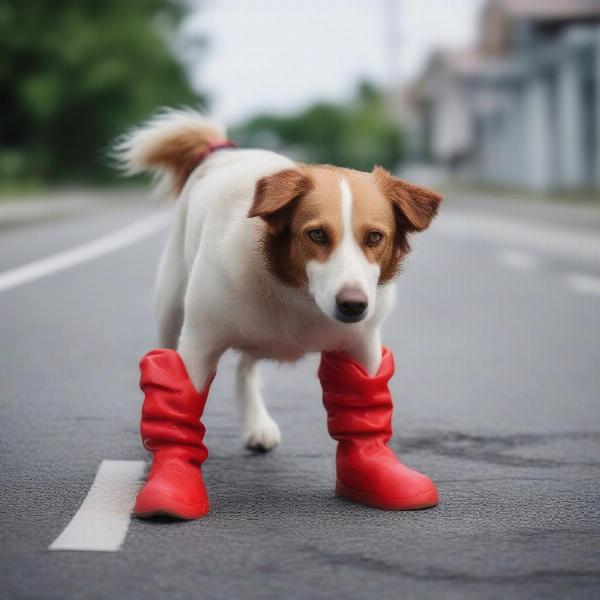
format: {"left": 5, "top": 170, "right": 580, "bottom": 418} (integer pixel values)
{"left": 233, "top": 82, "right": 406, "bottom": 172}
{"left": 0, "top": 0, "right": 204, "bottom": 184}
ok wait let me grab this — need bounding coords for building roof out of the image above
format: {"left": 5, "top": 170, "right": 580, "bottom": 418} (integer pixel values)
{"left": 435, "top": 48, "right": 487, "bottom": 77}
{"left": 491, "top": 0, "right": 600, "bottom": 20}
{"left": 480, "top": 0, "right": 600, "bottom": 55}
{"left": 409, "top": 0, "right": 600, "bottom": 102}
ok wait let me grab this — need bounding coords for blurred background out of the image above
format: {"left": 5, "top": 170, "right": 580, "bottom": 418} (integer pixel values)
{"left": 2, "top": 2, "right": 600, "bottom": 599}
{"left": 2, "top": 0, "right": 598, "bottom": 194}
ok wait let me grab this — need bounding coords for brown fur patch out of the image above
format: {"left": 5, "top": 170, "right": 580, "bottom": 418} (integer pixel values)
{"left": 250, "top": 168, "right": 315, "bottom": 286}
{"left": 143, "top": 128, "right": 223, "bottom": 195}
{"left": 250, "top": 164, "right": 442, "bottom": 287}
{"left": 249, "top": 168, "right": 313, "bottom": 234}
{"left": 373, "top": 166, "right": 443, "bottom": 232}
{"left": 371, "top": 167, "right": 442, "bottom": 282}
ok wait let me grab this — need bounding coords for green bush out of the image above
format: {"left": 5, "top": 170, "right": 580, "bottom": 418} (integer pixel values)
{"left": 0, "top": 0, "right": 205, "bottom": 184}
{"left": 233, "top": 82, "right": 406, "bottom": 172}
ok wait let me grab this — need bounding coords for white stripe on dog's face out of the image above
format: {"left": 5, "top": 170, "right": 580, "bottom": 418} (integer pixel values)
{"left": 306, "top": 178, "right": 380, "bottom": 323}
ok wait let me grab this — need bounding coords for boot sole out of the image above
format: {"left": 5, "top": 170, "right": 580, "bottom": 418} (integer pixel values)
{"left": 335, "top": 480, "right": 439, "bottom": 511}
{"left": 134, "top": 492, "right": 209, "bottom": 521}
{"left": 135, "top": 508, "right": 208, "bottom": 521}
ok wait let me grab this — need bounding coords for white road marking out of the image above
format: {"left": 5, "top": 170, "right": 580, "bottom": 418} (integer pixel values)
{"left": 498, "top": 250, "right": 539, "bottom": 270}
{"left": 0, "top": 211, "right": 168, "bottom": 293}
{"left": 434, "top": 213, "right": 600, "bottom": 265}
{"left": 49, "top": 460, "right": 145, "bottom": 552}
{"left": 565, "top": 273, "right": 600, "bottom": 298}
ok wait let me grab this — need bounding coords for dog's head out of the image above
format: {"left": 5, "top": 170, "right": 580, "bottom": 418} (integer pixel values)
{"left": 249, "top": 165, "right": 442, "bottom": 324}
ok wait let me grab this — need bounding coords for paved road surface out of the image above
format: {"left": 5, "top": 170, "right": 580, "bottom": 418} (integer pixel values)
{"left": 1, "top": 191, "right": 599, "bottom": 599}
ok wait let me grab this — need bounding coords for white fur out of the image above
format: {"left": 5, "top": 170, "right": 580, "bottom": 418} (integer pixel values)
{"left": 306, "top": 178, "right": 381, "bottom": 325}
{"left": 127, "top": 112, "right": 396, "bottom": 451}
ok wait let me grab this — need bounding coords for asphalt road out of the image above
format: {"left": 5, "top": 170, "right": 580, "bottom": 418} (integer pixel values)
{"left": 1, "top": 191, "right": 599, "bottom": 600}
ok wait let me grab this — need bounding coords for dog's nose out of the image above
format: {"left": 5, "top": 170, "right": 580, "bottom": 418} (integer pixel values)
{"left": 335, "top": 288, "right": 368, "bottom": 322}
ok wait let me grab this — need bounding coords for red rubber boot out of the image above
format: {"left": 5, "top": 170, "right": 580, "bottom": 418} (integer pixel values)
{"left": 134, "top": 349, "right": 214, "bottom": 520}
{"left": 318, "top": 347, "right": 439, "bottom": 510}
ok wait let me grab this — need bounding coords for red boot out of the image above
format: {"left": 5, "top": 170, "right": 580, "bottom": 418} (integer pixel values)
{"left": 318, "top": 347, "right": 439, "bottom": 510}
{"left": 134, "top": 349, "right": 214, "bottom": 520}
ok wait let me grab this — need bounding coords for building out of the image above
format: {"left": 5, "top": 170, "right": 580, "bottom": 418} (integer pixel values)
{"left": 411, "top": 0, "right": 600, "bottom": 193}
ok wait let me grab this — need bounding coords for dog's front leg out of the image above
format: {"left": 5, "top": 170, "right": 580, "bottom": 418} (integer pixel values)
{"left": 317, "top": 325, "right": 439, "bottom": 511}
{"left": 177, "top": 324, "right": 225, "bottom": 392}
{"left": 133, "top": 323, "right": 224, "bottom": 521}
{"left": 236, "top": 353, "right": 281, "bottom": 452}
{"left": 341, "top": 327, "right": 383, "bottom": 375}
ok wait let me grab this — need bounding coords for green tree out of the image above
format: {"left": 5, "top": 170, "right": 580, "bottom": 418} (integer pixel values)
{"left": 0, "top": 0, "right": 205, "bottom": 184}
{"left": 233, "top": 82, "right": 406, "bottom": 172}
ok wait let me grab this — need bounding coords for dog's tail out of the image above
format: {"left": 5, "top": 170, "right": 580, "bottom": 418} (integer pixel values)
{"left": 115, "top": 108, "right": 228, "bottom": 197}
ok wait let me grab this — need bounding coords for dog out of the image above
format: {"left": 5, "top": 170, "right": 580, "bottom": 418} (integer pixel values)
{"left": 118, "top": 108, "right": 442, "bottom": 454}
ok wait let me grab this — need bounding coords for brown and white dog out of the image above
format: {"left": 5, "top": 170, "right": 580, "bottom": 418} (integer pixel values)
{"left": 119, "top": 109, "right": 441, "bottom": 451}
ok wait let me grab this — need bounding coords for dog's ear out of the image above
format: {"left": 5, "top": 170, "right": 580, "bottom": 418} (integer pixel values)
{"left": 373, "top": 166, "right": 442, "bottom": 232}
{"left": 249, "top": 168, "right": 313, "bottom": 234}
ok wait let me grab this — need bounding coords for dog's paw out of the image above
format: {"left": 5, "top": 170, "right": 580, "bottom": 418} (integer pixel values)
{"left": 244, "top": 416, "right": 281, "bottom": 452}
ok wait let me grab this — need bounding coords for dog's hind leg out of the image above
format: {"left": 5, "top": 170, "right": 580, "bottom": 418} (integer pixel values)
{"left": 236, "top": 353, "right": 281, "bottom": 452}
{"left": 155, "top": 211, "right": 187, "bottom": 349}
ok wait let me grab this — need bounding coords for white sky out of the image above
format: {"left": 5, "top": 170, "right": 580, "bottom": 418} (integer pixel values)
{"left": 183, "top": 0, "right": 486, "bottom": 125}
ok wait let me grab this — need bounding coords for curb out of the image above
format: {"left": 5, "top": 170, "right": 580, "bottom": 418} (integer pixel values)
{"left": 0, "top": 189, "right": 147, "bottom": 230}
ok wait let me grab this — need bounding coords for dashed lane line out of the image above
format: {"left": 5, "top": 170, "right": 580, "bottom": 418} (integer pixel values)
{"left": 498, "top": 250, "right": 540, "bottom": 270}
{"left": 497, "top": 250, "right": 600, "bottom": 300}
{"left": 565, "top": 273, "right": 600, "bottom": 298}
{"left": 0, "top": 211, "right": 169, "bottom": 293}
{"left": 435, "top": 213, "right": 600, "bottom": 265}
{"left": 49, "top": 460, "right": 145, "bottom": 552}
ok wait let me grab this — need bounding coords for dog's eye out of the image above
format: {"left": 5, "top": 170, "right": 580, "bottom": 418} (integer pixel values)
{"left": 308, "top": 229, "right": 328, "bottom": 245}
{"left": 365, "top": 231, "right": 384, "bottom": 247}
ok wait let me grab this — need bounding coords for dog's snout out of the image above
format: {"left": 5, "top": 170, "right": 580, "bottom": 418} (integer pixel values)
{"left": 335, "top": 288, "right": 368, "bottom": 323}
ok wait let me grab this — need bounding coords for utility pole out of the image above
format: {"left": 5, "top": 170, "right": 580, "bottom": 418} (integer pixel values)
{"left": 384, "top": 0, "right": 404, "bottom": 135}
{"left": 385, "top": 0, "right": 402, "bottom": 87}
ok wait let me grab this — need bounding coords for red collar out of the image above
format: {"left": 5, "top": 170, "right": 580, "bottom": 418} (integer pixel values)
{"left": 195, "top": 140, "right": 238, "bottom": 166}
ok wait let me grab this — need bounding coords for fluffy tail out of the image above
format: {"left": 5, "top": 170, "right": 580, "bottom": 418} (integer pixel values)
{"left": 115, "top": 108, "right": 227, "bottom": 197}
